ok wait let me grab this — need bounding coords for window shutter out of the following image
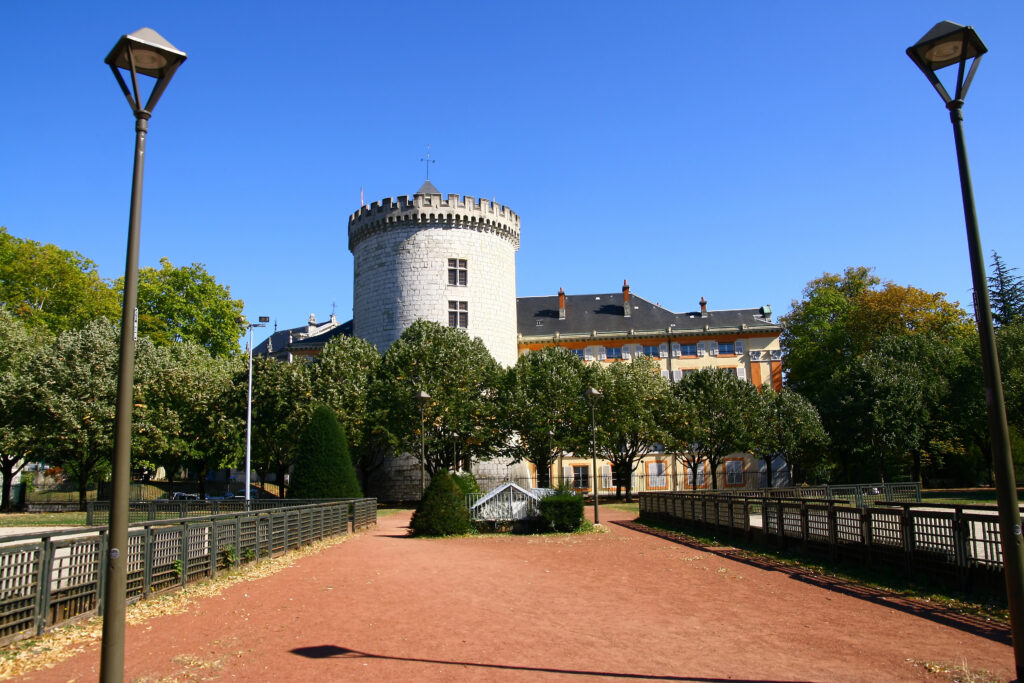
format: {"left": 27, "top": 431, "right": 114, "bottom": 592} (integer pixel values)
{"left": 584, "top": 347, "right": 594, "bottom": 361}
{"left": 621, "top": 345, "right": 631, "bottom": 361}
{"left": 660, "top": 370, "right": 669, "bottom": 380}
{"left": 659, "top": 342, "right": 668, "bottom": 358}
{"left": 736, "top": 365, "right": 746, "bottom": 381}
{"left": 597, "top": 346, "right": 607, "bottom": 361}
{"left": 696, "top": 341, "right": 706, "bottom": 357}
{"left": 601, "top": 465, "right": 612, "bottom": 488}
{"left": 735, "top": 339, "right": 745, "bottom": 355}
{"left": 669, "top": 342, "right": 679, "bottom": 358}
{"left": 562, "top": 466, "right": 572, "bottom": 487}
{"left": 672, "top": 369, "right": 682, "bottom": 382}
{"left": 709, "top": 341, "right": 719, "bottom": 357}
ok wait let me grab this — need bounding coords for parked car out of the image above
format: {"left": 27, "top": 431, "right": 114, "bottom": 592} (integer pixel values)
{"left": 219, "top": 488, "right": 262, "bottom": 500}
{"left": 169, "top": 492, "right": 200, "bottom": 501}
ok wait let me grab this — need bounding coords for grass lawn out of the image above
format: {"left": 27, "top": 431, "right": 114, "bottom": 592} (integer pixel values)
{"left": 600, "top": 502, "right": 639, "bottom": 515}
{"left": 0, "top": 512, "right": 89, "bottom": 527}
{"left": 921, "top": 489, "right": 1002, "bottom": 506}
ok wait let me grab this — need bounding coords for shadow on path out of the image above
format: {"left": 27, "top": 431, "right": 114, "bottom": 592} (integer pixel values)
{"left": 613, "top": 519, "right": 1011, "bottom": 646}
{"left": 289, "top": 644, "right": 813, "bottom": 682}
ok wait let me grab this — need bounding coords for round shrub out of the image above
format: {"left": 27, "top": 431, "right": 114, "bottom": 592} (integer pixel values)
{"left": 410, "top": 471, "right": 472, "bottom": 536}
{"left": 539, "top": 492, "right": 585, "bottom": 532}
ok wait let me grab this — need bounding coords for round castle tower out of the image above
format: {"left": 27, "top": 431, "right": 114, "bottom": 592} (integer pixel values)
{"left": 348, "top": 181, "right": 520, "bottom": 366}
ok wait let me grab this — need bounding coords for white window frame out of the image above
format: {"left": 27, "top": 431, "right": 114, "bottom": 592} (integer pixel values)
{"left": 725, "top": 459, "right": 744, "bottom": 486}
{"left": 447, "top": 258, "right": 468, "bottom": 286}
{"left": 709, "top": 341, "right": 719, "bottom": 357}
{"left": 696, "top": 341, "right": 706, "bottom": 357}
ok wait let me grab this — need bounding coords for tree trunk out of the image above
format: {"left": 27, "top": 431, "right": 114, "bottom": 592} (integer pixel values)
{"left": 1, "top": 462, "right": 13, "bottom": 512}
{"left": 710, "top": 463, "right": 718, "bottom": 490}
{"left": 764, "top": 456, "right": 773, "bottom": 489}
{"left": 276, "top": 464, "right": 288, "bottom": 498}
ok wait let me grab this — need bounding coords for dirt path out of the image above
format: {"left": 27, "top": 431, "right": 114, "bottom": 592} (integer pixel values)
{"left": 20, "top": 508, "right": 1013, "bottom": 682}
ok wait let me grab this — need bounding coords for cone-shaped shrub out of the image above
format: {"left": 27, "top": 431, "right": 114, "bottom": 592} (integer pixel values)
{"left": 410, "top": 470, "right": 472, "bottom": 536}
{"left": 290, "top": 405, "right": 362, "bottom": 499}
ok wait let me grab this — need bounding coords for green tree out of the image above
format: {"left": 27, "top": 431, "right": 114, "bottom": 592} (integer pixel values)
{"left": 0, "top": 227, "right": 118, "bottom": 334}
{"left": 378, "top": 320, "right": 503, "bottom": 476}
{"left": 308, "top": 335, "right": 384, "bottom": 490}
{"left": 129, "top": 257, "right": 245, "bottom": 357}
{"left": 0, "top": 311, "right": 49, "bottom": 509}
{"left": 751, "top": 386, "right": 828, "bottom": 486}
{"left": 500, "top": 347, "right": 590, "bottom": 487}
{"left": 249, "top": 356, "right": 313, "bottom": 497}
{"left": 590, "top": 355, "right": 670, "bottom": 500}
{"left": 27, "top": 320, "right": 119, "bottom": 507}
{"left": 671, "top": 368, "right": 758, "bottom": 490}
{"left": 990, "top": 251, "right": 1024, "bottom": 328}
{"left": 290, "top": 405, "right": 362, "bottom": 499}
{"left": 137, "top": 341, "right": 243, "bottom": 497}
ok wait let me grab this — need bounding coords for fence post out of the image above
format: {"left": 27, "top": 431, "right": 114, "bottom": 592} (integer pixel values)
{"left": 901, "top": 506, "right": 913, "bottom": 577}
{"left": 209, "top": 521, "right": 218, "bottom": 578}
{"left": 828, "top": 502, "right": 838, "bottom": 561}
{"left": 86, "top": 502, "right": 94, "bottom": 526}
{"left": 800, "top": 502, "right": 809, "bottom": 549}
{"left": 96, "top": 530, "right": 108, "bottom": 616}
{"left": 143, "top": 526, "right": 153, "bottom": 598}
{"left": 34, "top": 537, "right": 54, "bottom": 635}
{"left": 180, "top": 523, "right": 189, "bottom": 588}
{"left": 235, "top": 515, "right": 242, "bottom": 568}
{"left": 861, "top": 508, "right": 873, "bottom": 565}
{"left": 953, "top": 507, "right": 970, "bottom": 592}
{"left": 776, "top": 501, "right": 785, "bottom": 549}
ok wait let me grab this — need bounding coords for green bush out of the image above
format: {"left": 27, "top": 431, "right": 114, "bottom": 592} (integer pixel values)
{"left": 410, "top": 471, "right": 472, "bottom": 536}
{"left": 289, "top": 405, "right": 362, "bottom": 499}
{"left": 451, "top": 471, "right": 480, "bottom": 495}
{"left": 539, "top": 492, "right": 584, "bottom": 532}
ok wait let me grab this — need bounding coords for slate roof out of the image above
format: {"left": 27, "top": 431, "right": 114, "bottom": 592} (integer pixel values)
{"left": 516, "top": 292, "right": 777, "bottom": 339}
{"left": 253, "top": 318, "right": 352, "bottom": 358}
{"left": 416, "top": 179, "right": 440, "bottom": 195}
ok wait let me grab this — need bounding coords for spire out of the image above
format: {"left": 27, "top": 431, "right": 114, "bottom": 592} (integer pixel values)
{"left": 416, "top": 179, "right": 440, "bottom": 195}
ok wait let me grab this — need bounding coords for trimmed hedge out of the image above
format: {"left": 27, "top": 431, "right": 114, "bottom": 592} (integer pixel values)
{"left": 289, "top": 405, "right": 362, "bottom": 499}
{"left": 539, "top": 492, "right": 584, "bottom": 532}
{"left": 410, "top": 471, "right": 472, "bottom": 536}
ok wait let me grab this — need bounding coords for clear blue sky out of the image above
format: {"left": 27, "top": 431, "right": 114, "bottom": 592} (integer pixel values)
{"left": 3, "top": 2, "right": 1022, "bottom": 346}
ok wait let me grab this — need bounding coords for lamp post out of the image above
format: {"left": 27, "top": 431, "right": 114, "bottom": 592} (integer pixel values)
{"left": 584, "top": 387, "right": 601, "bottom": 524}
{"left": 908, "top": 21, "right": 1024, "bottom": 677}
{"left": 102, "top": 28, "right": 186, "bottom": 682}
{"left": 415, "top": 390, "right": 431, "bottom": 497}
{"left": 240, "top": 316, "right": 270, "bottom": 504}
{"left": 548, "top": 429, "right": 556, "bottom": 489}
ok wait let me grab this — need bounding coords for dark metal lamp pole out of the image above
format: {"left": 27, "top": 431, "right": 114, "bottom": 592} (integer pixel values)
{"left": 415, "top": 391, "right": 431, "bottom": 497}
{"left": 908, "top": 21, "right": 1024, "bottom": 678}
{"left": 101, "top": 27, "right": 186, "bottom": 683}
{"left": 584, "top": 387, "right": 601, "bottom": 524}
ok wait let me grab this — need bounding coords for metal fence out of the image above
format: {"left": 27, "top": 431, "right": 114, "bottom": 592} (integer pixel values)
{"left": 638, "top": 491, "right": 1003, "bottom": 594}
{"left": 465, "top": 487, "right": 557, "bottom": 522}
{"left": 0, "top": 499, "right": 376, "bottom": 645}
{"left": 707, "top": 482, "right": 922, "bottom": 507}
{"left": 85, "top": 498, "right": 369, "bottom": 526}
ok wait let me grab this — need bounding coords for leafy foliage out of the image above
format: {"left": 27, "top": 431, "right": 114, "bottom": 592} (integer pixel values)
{"left": 0, "top": 227, "right": 118, "bottom": 334}
{"left": 249, "top": 356, "right": 313, "bottom": 497}
{"left": 451, "top": 471, "right": 481, "bottom": 495}
{"left": 130, "top": 257, "right": 245, "bottom": 357}
{"left": 538, "top": 492, "right": 584, "bottom": 532}
{"left": 290, "top": 405, "right": 362, "bottom": 499}
{"left": 751, "top": 387, "right": 829, "bottom": 486}
{"left": 0, "top": 311, "right": 48, "bottom": 509}
{"left": 409, "top": 470, "right": 472, "bottom": 536}
{"left": 499, "top": 347, "right": 590, "bottom": 487}
{"left": 378, "top": 320, "right": 502, "bottom": 475}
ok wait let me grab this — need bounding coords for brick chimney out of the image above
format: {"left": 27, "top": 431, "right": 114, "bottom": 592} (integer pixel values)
{"left": 622, "top": 280, "right": 631, "bottom": 317}
{"left": 558, "top": 287, "right": 566, "bottom": 320}
{"left": 700, "top": 296, "right": 708, "bottom": 318}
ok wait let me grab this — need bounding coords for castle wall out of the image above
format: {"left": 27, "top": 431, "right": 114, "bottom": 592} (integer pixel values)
{"left": 349, "top": 193, "right": 520, "bottom": 366}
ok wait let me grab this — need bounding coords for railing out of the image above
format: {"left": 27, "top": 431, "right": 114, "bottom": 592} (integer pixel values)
{"left": 706, "top": 482, "right": 922, "bottom": 507}
{"left": 639, "top": 492, "right": 1003, "bottom": 595}
{"left": 85, "top": 498, "right": 374, "bottom": 527}
{"left": 465, "top": 487, "right": 555, "bottom": 522}
{"left": 0, "top": 499, "right": 376, "bottom": 646}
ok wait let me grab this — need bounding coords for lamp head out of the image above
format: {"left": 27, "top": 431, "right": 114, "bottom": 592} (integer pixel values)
{"left": 907, "top": 21, "right": 986, "bottom": 104}
{"left": 106, "top": 28, "right": 187, "bottom": 115}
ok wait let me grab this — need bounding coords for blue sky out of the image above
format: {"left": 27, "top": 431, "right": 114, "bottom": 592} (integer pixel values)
{"left": 2, "top": 2, "right": 1022, "bottom": 346}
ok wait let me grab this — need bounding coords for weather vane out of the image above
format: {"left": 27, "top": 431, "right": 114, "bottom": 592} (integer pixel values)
{"left": 420, "top": 144, "right": 436, "bottom": 180}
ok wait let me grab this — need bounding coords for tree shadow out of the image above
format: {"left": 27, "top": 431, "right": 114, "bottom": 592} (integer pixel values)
{"left": 289, "top": 644, "right": 812, "bottom": 682}
{"left": 613, "top": 519, "right": 1010, "bottom": 645}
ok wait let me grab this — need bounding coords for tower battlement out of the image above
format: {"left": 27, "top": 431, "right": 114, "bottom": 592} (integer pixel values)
{"left": 348, "top": 193, "right": 520, "bottom": 251}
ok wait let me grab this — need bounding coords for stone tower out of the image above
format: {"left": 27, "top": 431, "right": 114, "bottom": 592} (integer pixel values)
{"left": 347, "top": 181, "right": 520, "bottom": 366}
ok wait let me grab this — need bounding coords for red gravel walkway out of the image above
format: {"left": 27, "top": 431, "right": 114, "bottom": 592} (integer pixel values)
{"left": 22, "top": 507, "right": 1013, "bottom": 682}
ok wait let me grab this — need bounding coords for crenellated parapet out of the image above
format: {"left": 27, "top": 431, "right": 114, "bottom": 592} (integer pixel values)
{"left": 348, "top": 193, "right": 521, "bottom": 251}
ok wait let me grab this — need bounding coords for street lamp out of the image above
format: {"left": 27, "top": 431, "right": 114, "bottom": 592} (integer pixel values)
{"left": 102, "top": 27, "right": 186, "bottom": 683}
{"left": 548, "top": 428, "right": 556, "bottom": 489}
{"left": 908, "top": 21, "right": 1024, "bottom": 677}
{"left": 415, "top": 390, "right": 431, "bottom": 497}
{"left": 240, "top": 316, "right": 270, "bottom": 504}
{"left": 584, "top": 387, "right": 601, "bottom": 524}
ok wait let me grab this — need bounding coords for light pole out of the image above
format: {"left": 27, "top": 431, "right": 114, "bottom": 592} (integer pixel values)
{"left": 908, "top": 21, "right": 1024, "bottom": 677}
{"left": 415, "top": 390, "right": 431, "bottom": 497}
{"left": 102, "top": 28, "right": 186, "bottom": 683}
{"left": 584, "top": 387, "right": 601, "bottom": 524}
{"left": 548, "top": 428, "right": 556, "bottom": 489}
{"left": 240, "top": 316, "right": 270, "bottom": 503}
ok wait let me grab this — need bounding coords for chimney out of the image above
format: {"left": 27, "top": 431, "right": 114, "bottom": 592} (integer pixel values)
{"left": 622, "top": 280, "right": 631, "bottom": 317}
{"left": 558, "top": 287, "right": 566, "bottom": 320}
{"left": 700, "top": 297, "right": 708, "bottom": 318}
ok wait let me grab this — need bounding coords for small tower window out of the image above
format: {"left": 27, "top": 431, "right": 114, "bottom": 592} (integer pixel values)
{"left": 448, "top": 258, "right": 468, "bottom": 286}
{"left": 448, "top": 300, "right": 468, "bottom": 328}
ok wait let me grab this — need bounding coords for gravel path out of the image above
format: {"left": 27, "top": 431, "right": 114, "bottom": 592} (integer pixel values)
{"left": 19, "top": 507, "right": 1013, "bottom": 682}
